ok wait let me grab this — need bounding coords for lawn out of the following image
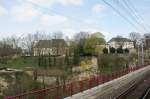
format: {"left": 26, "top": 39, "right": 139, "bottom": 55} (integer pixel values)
{"left": 0, "top": 56, "right": 38, "bottom": 69}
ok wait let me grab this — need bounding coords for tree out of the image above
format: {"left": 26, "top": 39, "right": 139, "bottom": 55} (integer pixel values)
{"left": 73, "top": 31, "right": 89, "bottom": 42}
{"left": 98, "top": 54, "right": 128, "bottom": 73}
{"left": 129, "top": 32, "right": 140, "bottom": 48}
{"left": 103, "top": 48, "right": 108, "bottom": 54}
{"left": 124, "top": 48, "right": 129, "bottom": 53}
{"left": 48, "top": 53, "right": 52, "bottom": 67}
{"left": 0, "top": 38, "right": 22, "bottom": 64}
{"left": 65, "top": 52, "right": 70, "bottom": 66}
{"left": 22, "top": 32, "right": 47, "bottom": 56}
{"left": 73, "top": 32, "right": 90, "bottom": 56}
{"left": 2, "top": 36, "right": 22, "bottom": 55}
{"left": 53, "top": 32, "right": 63, "bottom": 39}
{"left": 116, "top": 46, "right": 123, "bottom": 54}
{"left": 73, "top": 47, "right": 80, "bottom": 66}
{"left": 110, "top": 47, "right": 116, "bottom": 53}
{"left": 91, "top": 32, "right": 105, "bottom": 38}
{"left": 84, "top": 36, "right": 105, "bottom": 55}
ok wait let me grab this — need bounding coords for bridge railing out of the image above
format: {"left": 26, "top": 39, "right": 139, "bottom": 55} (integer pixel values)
{"left": 5, "top": 64, "right": 149, "bottom": 99}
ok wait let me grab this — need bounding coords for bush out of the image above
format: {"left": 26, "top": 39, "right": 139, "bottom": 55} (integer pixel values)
{"left": 124, "top": 48, "right": 129, "bottom": 53}
{"left": 98, "top": 54, "right": 128, "bottom": 73}
{"left": 103, "top": 48, "right": 108, "bottom": 54}
{"left": 116, "top": 47, "right": 123, "bottom": 53}
{"left": 110, "top": 47, "right": 116, "bottom": 53}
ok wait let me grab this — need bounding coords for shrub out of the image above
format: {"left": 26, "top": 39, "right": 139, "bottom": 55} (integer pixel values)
{"left": 124, "top": 48, "right": 129, "bottom": 53}
{"left": 116, "top": 47, "right": 123, "bottom": 53}
{"left": 98, "top": 54, "right": 128, "bottom": 73}
{"left": 102, "top": 47, "right": 108, "bottom": 54}
{"left": 110, "top": 47, "right": 116, "bottom": 53}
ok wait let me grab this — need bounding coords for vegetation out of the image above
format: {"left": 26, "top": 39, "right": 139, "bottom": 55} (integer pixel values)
{"left": 129, "top": 32, "right": 140, "bottom": 48}
{"left": 102, "top": 47, "right": 108, "bottom": 54}
{"left": 124, "top": 48, "right": 129, "bottom": 53}
{"left": 0, "top": 56, "right": 37, "bottom": 69}
{"left": 3, "top": 73, "right": 43, "bottom": 97}
{"left": 84, "top": 36, "right": 105, "bottom": 55}
{"left": 116, "top": 46, "right": 124, "bottom": 53}
{"left": 98, "top": 54, "right": 134, "bottom": 74}
{"left": 110, "top": 47, "right": 116, "bottom": 53}
{"left": 0, "top": 31, "right": 146, "bottom": 98}
{"left": 102, "top": 47, "right": 130, "bottom": 54}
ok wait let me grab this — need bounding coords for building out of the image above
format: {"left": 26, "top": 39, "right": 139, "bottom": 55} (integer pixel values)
{"left": 34, "top": 39, "right": 67, "bottom": 56}
{"left": 144, "top": 34, "right": 150, "bottom": 50}
{"left": 108, "top": 36, "right": 134, "bottom": 49}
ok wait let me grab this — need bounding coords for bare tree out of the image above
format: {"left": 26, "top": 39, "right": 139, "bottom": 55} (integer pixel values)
{"left": 22, "top": 32, "right": 47, "bottom": 56}
{"left": 53, "top": 32, "right": 63, "bottom": 39}
{"left": 129, "top": 32, "right": 140, "bottom": 48}
{"left": 0, "top": 38, "right": 21, "bottom": 64}
{"left": 73, "top": 31, "right": 89, "bottom": 42}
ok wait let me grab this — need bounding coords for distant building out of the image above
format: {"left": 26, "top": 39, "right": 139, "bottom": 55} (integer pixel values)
{"left": 108, "top": 36, "right": 134, "bottom": 49}
{"left": 34, "top": 39, "right": 67, "bottom": 56}
{"left": 144, "top": 34, "right": 150, "bottom": 50}
{"left": 144, "top": 34, "right": 150, "bottom": 59}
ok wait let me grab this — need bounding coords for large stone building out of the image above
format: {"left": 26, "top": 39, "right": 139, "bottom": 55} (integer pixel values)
{"left": 34, "top": 39, "right": 67, "bottom": 56}
{"left": 108, "top": 36, "right": 134, "bottom": 49}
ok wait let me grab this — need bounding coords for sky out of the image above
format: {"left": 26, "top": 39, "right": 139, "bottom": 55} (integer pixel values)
{"left": 0, "top": 0, "right": 150, "bottom": 41}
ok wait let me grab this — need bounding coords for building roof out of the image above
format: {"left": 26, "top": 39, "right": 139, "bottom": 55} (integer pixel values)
{"left": 108, "top": 37, "right": 132, "bottom": 43}
{"left": 35, "top": 39, "right": 67, "bottom": 48}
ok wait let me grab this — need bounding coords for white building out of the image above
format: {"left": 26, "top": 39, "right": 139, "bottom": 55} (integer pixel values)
{"left": 108, "top": 37, "right": 134, "bottom": 49}
{"left": 33, "top": 39, "right": 67, "bottom": 56}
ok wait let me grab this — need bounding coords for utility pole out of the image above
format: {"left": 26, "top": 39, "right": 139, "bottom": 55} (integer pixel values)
{"left": 141, "top": 39, "right": 144, "bottom": 65}
{"left": 137, "top": 38, "right": 144, "bottom": 66}
{"left": 137, "top": 45, "right": 140, "bottom": 65}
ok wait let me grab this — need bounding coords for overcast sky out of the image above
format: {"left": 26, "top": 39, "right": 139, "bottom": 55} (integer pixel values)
{"left": 0, "top": 0, "right": 150, "bottom": 40}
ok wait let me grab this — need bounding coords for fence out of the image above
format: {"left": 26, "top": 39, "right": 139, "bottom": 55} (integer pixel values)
{"left": 5, "top": 64, "right": 149, "bottom": 99}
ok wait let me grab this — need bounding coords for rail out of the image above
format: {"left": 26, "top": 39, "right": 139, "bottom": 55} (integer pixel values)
{"left": 114, "top": 70, "right": 150, "bottom": 99}
{"left": 141, "top": 87, "right": 150, "bottom": 99}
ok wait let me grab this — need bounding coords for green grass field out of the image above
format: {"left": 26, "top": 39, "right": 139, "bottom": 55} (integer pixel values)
{"left": 0, "top": 57, "right": 38, "bottom": 69}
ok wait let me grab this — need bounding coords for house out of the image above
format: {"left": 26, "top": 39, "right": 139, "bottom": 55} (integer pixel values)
{"left": 108, "top": 36, "right": 134, "bottom": 49}
{"left": 144, "top": 34, "right": 150, "bottom": 50}
{"left": 34, "top": 39, "right": 67, "bottom": 56}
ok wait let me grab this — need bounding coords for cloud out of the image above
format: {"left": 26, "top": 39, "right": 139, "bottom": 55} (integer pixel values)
{"left": 92, "top": 4, "right": 105, "bottom": 13}
{"left": 23, "top": 0, "right": 84, "bottom": 6}
{"left": 0, "top": 6, "right": 8, "bottom": 16}
{"left": 11, "top": 3, "right": 39, "bottom": 21}
{"left": 58, "top": 0, "right": 85, "bottom": 6}
{"left": 62, "top": 28, "right": 77, "bottom": 38}
{"left": 26, "top": 0, "right": 55, "bottom": 7}
{"left": 40, "top": 14, "right": 68, "bottom": 26}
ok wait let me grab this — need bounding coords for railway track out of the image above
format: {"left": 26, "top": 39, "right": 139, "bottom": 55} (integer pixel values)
{"left": 140, "top": 87, "right": 150, "bottom": 99}
{"left": 114, "top": 81, "right": 138, "bottom": 99}
{"left": 114, "top": 74, "right": 150, "bottom": 99}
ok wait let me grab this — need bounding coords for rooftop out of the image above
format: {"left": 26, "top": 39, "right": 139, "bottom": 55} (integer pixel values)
{"left": 35, "top": 39, "right": 67, "bottom": 48}
{"left": 108, "top": 37, "right": 132, "bottom": 43}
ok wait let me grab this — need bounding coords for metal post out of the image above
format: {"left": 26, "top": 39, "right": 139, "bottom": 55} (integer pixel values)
{"left": 141, "top": 41, "right": 144, "bottom": 65}
{"left": 138, "top": 45, "right": 140, "bottom": 65}
{"left": 79, "top": 81, "right": 83, "bottom": 92}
